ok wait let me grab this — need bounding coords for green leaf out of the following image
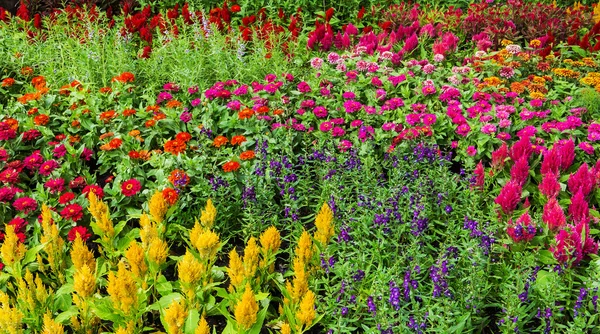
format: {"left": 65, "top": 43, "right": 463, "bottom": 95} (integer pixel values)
{"left": 184, "top": 309, "right": 200, "bottom": 334}
{"left": 55, "top": 306, "right": 78, "bottom": 324}
{"left": 54, "top": 293, "right": 73, "bottom": 312}
{"left": 23, "top": 243, "right": 46, "bottom": 265}
{"left": 537, "top": 250, "right": 556, "bottom": 265}
{"left": 148, "top": 293, "right": 182, "bottom": 311}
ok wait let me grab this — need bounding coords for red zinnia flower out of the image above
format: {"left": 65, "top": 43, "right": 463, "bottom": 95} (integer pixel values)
{"left": 162, "top": 188, "right": 178, "bottom": 206}
{"left": 231, "top": 135, "right": 246, "bottom": 145}
{"left": 67, "top": 226, "right": 91, "bottom": 241}
{"left": 13, "top": 197, "right": 37, "bottom": 214}
{"left": 240, "top": 150, "right": 255, "bottom": 160}
{"left": 121, "top": 179, "right": 141, "bottom": 197}
{"left": 8, "top": 217, "right": 28, "bottom": 233}
{"left": 82, "top": 185, "right": 104, "bottom": 198}
{"left": 223, "top": 161, "right": 241, "bottom": 172}
{"left": 60, "top": 203, "right": 84, "bottom": 222}
{"left": 58, "top": 192, "right": 76, "bottom": 204}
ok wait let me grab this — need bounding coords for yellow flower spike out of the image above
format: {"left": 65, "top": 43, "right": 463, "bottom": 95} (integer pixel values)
{"left": 314, "top": 203, "right": 334, "bottom": 246}
{"left": 139, "top": 213, "right": 158, "bottom": 248}
{"left": 227, "top": 249, "right": 244, "bottom": 291}
{"left": 296, "top": 290, "right": 316, "bottom": 327}
{"left": 280, "top": 323, "right": 291, "bottom": 334}
{"left": 88, "top": 193, "right": 114, "bottom": 238}
{"left": 295, "top": 230, "right": 313, "bottom": 265}
{"left": 125, "top": 241, "right": 148, "bottom": 278}
{"left": 260, "top": 226, "right": 281, "bottom": 253}
{"left": 70, "top": 236, "right": 95, "bottom": 271}
{"left": 42, "top": 312, "right": 64, "bottom": 334}
{"left": 234, "top": 284, "right": 259, "bottom": 330}
{"left": 0, "top": 290, "right": 23, "bottom": 334}
{"left": 164, "top": 299, "right": 187, "bottom": 334}
{"left": 107, "top": 262, "right": 138, "bottom": 315}
{"left": 148, "top": 238, "right": 169, "bottom": 265}
{"left": 40, "top": 208, "right": 65, "bottom": 274}
{"left": 178, "top": 250, "right": 205, "bottom": 286}
{"left": 149, "top": 191, "right": 168, "bottom": 223}
{"left": 34, "top": 274, "right": 49, "bottom": 304}
{"left": 242, "top": 237, "right": 259, "bottom": 280}
{"left": 0, "top": 225, "right": 26, "bottom": 266}
{"left": 594, "top": 2, "right": 600, "bottom": 23}
{"left": 291, "top": 258, "right": 308, "bottom": 303}
{"left": 73, "top": 265, "right": 96, "bottom": 298}
{"left": 192, "top": 227, "right": 220, "bottom": 261}
{"left": 200, "top": 199, "right": 217, "bottom": 229}
{"left": 195, "top": 316, "right": 210, "bottom": 334}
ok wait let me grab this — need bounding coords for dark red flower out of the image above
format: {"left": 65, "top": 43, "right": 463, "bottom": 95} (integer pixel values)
{"left": 82, "top": 185, "right": 103, "bottom": 198}
{"left": 58, "top": 192, "right": 76, "bottom": 205}
{"left": 121, "top": 179, "right": 141, "bottom": 197}
{"left": 68, "top": 226, "right": 91, "bottom": 242}
{"left": 60, "top": 203, "right": 84, "bottom": 222}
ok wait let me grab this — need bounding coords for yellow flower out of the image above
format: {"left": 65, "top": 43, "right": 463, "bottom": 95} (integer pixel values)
{"left": 114, "top": 322, "right": 135, "bottom": 334}
{"left": 190, "top": 225, "right": 220, "bottom": 260}
{"left": 296, "top": 290, "right": 316, "bottom": 326}
{"left": 295, "top": 230, "right": 313, "bottom": 265}
{"left": 0, "top": 225, "right": 26, "bottom": 266}
{"left": 73, "top": 265, "right": 96, "bottom": 298}
{"left": 314, "top": 203, "right": 334, "bottom": 246}
{"left": 234, "top": 284, "right": 259, "bottom": 330}
{"left": 290, "top": 258, "right": 308, "bottom": 303}
{"left": 107, "top": 262, "right": 138, "bottom": 315}
{"left": 164, "top": 299, "right": 187, "bottom": 334}
{"left": 178, "top": 250, "right": 205, "bottom": 285}
{"left": 40, "top": 205, "right": 65, "bottom": 274}
{"left": 529, "top": 39, "right": 541, "bottom": 48}
{"left": 195, "top": 316, "right": 210, "bottom": 334}
{"left": 243, "top": 237, "right": 259, "bottom": 279}
{"left": 260, "top": 226, "right": 281, "bottom": 253}
{"left": 139, "top": 213, "right": 158, "bottom": 248}
{"left": 71, "top": 236, "right": 95, "bottom": 271}
{"left": 42, "top": 312, "right": 64, "bottom": 334}
{"left": 280, "top": 323, "right": 291, "bottom": 334}
{"left": 88, "top": 193, "right": 114, "bottom": 237}
{"left": 0, "top": 291, "right": 23, "bottom": 334}
{"left": 125, "top": 241, "right": 148, "bottom": 277}
{"left": 148, "top": 238, "right": 169, "bottom": 265}
{"left": 227, "top": 249, "right": 244, "bottom": 291}
{"left": 149, "top": 191, "right": 168, "bottom": 223}
{"left": 200, "top": 199, "right": 217, "bottom": 229}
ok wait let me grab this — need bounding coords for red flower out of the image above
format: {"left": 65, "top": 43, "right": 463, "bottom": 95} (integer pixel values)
{"left": 121, "top": 179, "right": 141, "bottom": 197}
{"left": 175, "top": 132, "right": 192, "bottom": 143}
{"left": 8, "top": 217, "right": 28, "bottom": 233}
{"left": 542, "top": 198, "right": 566, "bottom": 231}
{"left": 222, "top": 161, "right": 241, "bottom": 172}
{"left": 510, "top": 157, "right": 530, "bottom": 187}
{"left": 68, "top": 226, "right": 91, "bottom": 242}
{"left": 162, "top": 188, "right": 178, "bottom": 206}
{"left": 539, "top": 172, "right": 560, "bottom": 198}
{"left": 58, "top": 192, "right": 76, "bottom": 204}
{"left": 494, "top": 180, "right": 522, "bottom": 215}
{"left": 13, "top": 197, "right": 37, "bottom": 214}
{"left": 83, "top": 185, "right": 104, "bottom": 199}
{"left": 60, "top": 203, "right": 84, "bottom": 222}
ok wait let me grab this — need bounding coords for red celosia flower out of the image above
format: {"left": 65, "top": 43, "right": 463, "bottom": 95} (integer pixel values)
{"left": 567, "top": 163, "right": 594, "bottom": 197}
{"left": 540, "top": 148, "right": 560, "bottom": 175}
{"left": 542, "top": 198, "right": 566, "bottom": 231}
{"left": 60, "top": 203, "right": 84, "bottom": 222}
{"left": 556, "top": 139, "right": 575, "bottom": 172}
{"left": 473, "top": 161, "right": 485, "bottom": 191}
{"left": 551, "top": 227, "right": 581, "bottom": 265}
{"left": 162, "top": 188, "right": 178, "bottom": 206}
{"left": 509, "top": 137, "right": 533, "bottom": 162}
{"left": 539, "top": 172, "right": 560, "bottom": 198}
{"left": 506, "top": 211, "right": 536, "bottom": 243}
{"left": 67, "top": 226, "right": 91, "bottom": 242}
{"left": 13, "top": 197, "right": 37, "bottom": 214}
{"left": 121, "top": 179, "right": 141, "bottom": 197}
{"left": 510, "top": 157, "right": 530, "bottom": 187}
{"left": 568, "top": 190, "right": 589, "bottom": 224}
{"left": 494, "top": 180, "right": 522, "bottom": 215}
{"left": 222, "top": 161, "right": 241, "bottom": 172}
{"left": 58, "top": 192, "right": 76, "bottom": 204}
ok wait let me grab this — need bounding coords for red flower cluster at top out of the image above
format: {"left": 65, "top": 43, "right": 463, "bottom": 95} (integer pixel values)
{"left": 121, "top": 178, "right": 142, "bottom": 196}
{"left": 68, "top": 226, "right": 91, "bottom": 242}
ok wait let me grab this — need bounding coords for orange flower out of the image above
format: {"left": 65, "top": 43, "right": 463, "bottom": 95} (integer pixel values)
{"left": 108, "top": 138, "right": 123, "bottom": 149}
{"left": 145, "top": 120, "right": 156, "bottom": 128}
{"left": 71, "top": 120, "right": 81, "bottom": 128}
{"left": 238, "top": 108, "right": 254, "bottom": 120}
{"left": 166, "top": 100, "right": 183, "bottom": 109}
{"left": 100, "top": 110, "right": 117, "bottom": 122}
{"left": 31, "top": 76, "right": 46, "bottom": 90}
{"left": 273, "top": 109, "right": 284, "bottom": 115}
{"left": 27, "top": 108, "right": 38, "bottom": 115}
{"left": 213, "top": 136, "right": 228, "bottom": 148}
{"left": 223, "top": 161, "right": 241, "bottom": 172}
{"left": 231, "top": 135, "right": 246, "bottom": 146}
{"left": 123, "top": 109, "right": 136, "bottom": 116}
{"left": 510, "top": 82, "right": 525, "bottom": 94}
{"left": 1, "top": 78, "right": 15, "bottom": 87}
{"left": 240, "top": 150, "right": 255, "bottom": 160}
{"left": 4, "top": 118, "right": 18, "bottom": 131}
{"left": 99, "top": 132, "right": 114, "bottom": 140}
{"left": 21, "top": 67, "right": 34, "bottom": 76}
{"left": 59, "top": 85, "right": 71, "bottom": 95}
{"left": 146, "top": 105, "right": 160, "bottom": 113}
{"left": 164, "top": 139, "right": 187, "bottom": 155}
{"left": 69, "top": 135, "right": 81, "bottom": 144}
{"left": 82, "top": 109, "right": 91, "bottom": 115}
{"left": 175, "top": 132, "right": 192, "bottom": 143}
{"left": 256, "top": 106, "right": 269, "bottom": 114}
{"left": 153, "top": 112, "right": 166, "bottom": 121}
{"left": 129, "top": 130, "right": 141, "bottom": 137}
{"left": 99, "top": 87, "right": 112, "bottom": 94}
{"left": 34, "top": 114, "right": 49, "bottom": 126}
{"left": 162, "top": 188, "right": 178, "bottom": 206}
{"left": 129, "top": 150, "right": 141, "bottom": 159}
{"left": 112, "top": 72, "right": 135, "bottom": 83}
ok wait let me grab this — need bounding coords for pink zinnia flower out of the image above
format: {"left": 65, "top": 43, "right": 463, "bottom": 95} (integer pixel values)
{"left": 579, "top": 142, "right": 594, "bottom": 155}
{"left": 466, "top": 146, "right": 477, "bottom": 156}
{"left": 121, "top": 179, "right": 141, "bottom": 197}
{"left": 319, "top": 121, "right": 333, "bottom": 132}
{"left": 13, "top": 197, "right": 37, "bottom": 214}
{"left": 60, "top": 203, "right": 84, "bottom": 222}
{"left": 39, "top": 160, "right": 60, "bottom": 176}
{"left": 422, "top": 114, "right": 437, "bottom": 125}
{"left": 331, "top": 127, "right": 345, "bottom": 137}
{"left": 45, "top": 178, "right": 65, "bottom": 194}
{"left": 456, "top": 124, "right": 471, "bottom": 136}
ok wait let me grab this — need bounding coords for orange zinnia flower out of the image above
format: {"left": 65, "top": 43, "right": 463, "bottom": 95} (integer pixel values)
{"left": 162, "top": 188, "right": 178, "bottom": 206}
{"left": 238, "top": 108, "right": 254, "bottom": 120}
{"left": 145, "top": 120, "right": 156, "bottom": 128}
{"left": 223, "top": 161, "right": 241, "bottom": 172}
{"left": 1, "top": 78, "right": 15, "bottom": 87}
{"left": 112, "top": 72, "right": 135, "bottom": 83}
{"left": 27, "top": 108, "right": 38, "bottom": 115}
{"left": 108, "top": 138, "right": 122, "bottom": 149}
{"left": 231, "top": 135, "right": 246, "bottom": 146}
{"left": 153, "top": 112, "right": 166, "bottom": 121}
{"left": 273, "top": 109, "right": 284, "bottom": 115}
{"left": 164, "top": 139, "right": 187, "bottom": 155}
{"left": 175, "top": 132, "right": 192, "bottom": 143}
{"left": 31, "top": 76, "right": 46, "bottom": 90}
{"left": 21, "top": 67, "right": 34, "bottom": 76}
{"left": 71, "top": 120, "right": 81, "bottom": 128}
{"left": 256, "top": 106, "right": 269, "bottom": 114}
{"left": 100, "top": 110, "right": 117, "bottom": 122}
{"left": 123, "top": 108, "right": 136, "bottom": 116}
{"left": 213, "top": 136, "right": 228, "bottom": 148}
{"left": 99, "top": 132, "right": 114, "bottom": 140}
{"left": 129, "top": 130, "right": 141, "bottom": 137}
{"left": 146, "top": 105, "right": 160, "bottom": 113}
{"left": 240, "top": 150, "right": 255, "bottom": 160}
{"left": 166, "top": 100, "right": 183, "bottom": 109}
{"left": 5, "top": 118, "right": 18, "bottom": 131}
{"left": 99, "top": 87, "right": 112, "bottom": 93}
{"left": 34, "top": 114, "right": 49, "bottom": 126}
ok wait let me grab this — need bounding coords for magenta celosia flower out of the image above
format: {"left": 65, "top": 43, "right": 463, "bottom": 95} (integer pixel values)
{"left": 495, "top": 180, "right": 522, "bottom": 215}
{"left": 551, "top": 227, "right": 581, "bottom": 264}
{"left": 539, "top": 172, "right": 560, "bottom": 198}
{"left": 507, "top": 211, "right": 536, "bottom": 243}
{"left": 491, "top": 143, "right": 509, "bottom": 169}
{"left": 556, "top": 139, "right": 575, "bottom": 171}
{"left": 567, "top": 163, "right": 594, "bottom": 197}
{"left": 510, "top": 157, "right": 530, "bottom": 186}
{"left": 509, "top": 137, "right": 533, "bottom": 162}
{"left": 474, "top": 161, "right": 485, "bottom": 191}
{"left": 540, "top": 148, "right": 560, "bottom": 175}
{"left": 45, "top": 178, "right": 65, "bottom": 194}
{"left": 542, "top": 198, "right": 566, "bottom": 231}
{"left": 13, "top": 197, "right": 37, "bottom": 214}
{"left": 569, "top": 190, "right": 589, "bottom": 224}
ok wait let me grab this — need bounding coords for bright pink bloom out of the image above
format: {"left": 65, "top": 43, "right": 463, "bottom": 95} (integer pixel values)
{"left": 495, "top": 180, "right": 522, "bottom": 215}
{"left": 68, "top": 226, "right": 91, "bottom": 241}
{"left": 567, "top": 163, "right": 594, "bottom": 197}
{"left": 491, "top": 143, "right": 509, "bottom": 169}
{"left": 542, "top": 198, "right": 566, "bottom": 231}
{"left": 540, "top": 148, "right": 560, "bottom": 175}
{"left": 510, "top": 157, "right": 530, "bottom": 186}
{"left": 556, "top": 139, "right": 575, "bottom": 171}
{"left": 569, "top": 190, "right": 589, "bottom": 224}
{"left": 60, "top": 203, "right": 84, "bottom": 222}
{"left": 539, "top": 172, "right": 560, "bottom": 198}
{"left": 121, "top": 179, "right": 141, "bottom": 197}
{"left": 474, "top": 161, "right": 485, "bottom": 191}
{"left": 13, "top": 197, "right": 37, "bottom": 214}
{"left": 507, "top": 211, "right": 536, "bottom": 243}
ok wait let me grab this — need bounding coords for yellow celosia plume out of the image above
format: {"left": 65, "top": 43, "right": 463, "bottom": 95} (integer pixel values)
{"left": 234, "top": 284, "right": 259, "bottom": 330}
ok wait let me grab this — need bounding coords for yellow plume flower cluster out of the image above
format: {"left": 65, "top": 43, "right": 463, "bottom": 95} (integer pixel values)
{"left": 280, "top": 323, "right": 291, "bottom": 334}
{"left": 16, "top": 269, "right": 50, "bottom": 314}
{"left": 148, "top": 238, "right": 169, "bottom": 265}
{"left": 125, "top": 242, "right": 148, "bottom": 278}
{"left": 178, "top": 250, "right": 205, "bottom": 285}
{"left": 40, "top": 206, "right": 65, "bottom": 276}
{"left": 42, "top": 312, "right": 64, "bottom": 334}
{"left": 73, "top": 264, "right": 96, "bottom": 299}
{"left": 227, "top": 249, "right": 244, "bottom": 292}
{"left": 313, "top": 203, "right": 334, "bottom": 246}
{"left": 234, "top": 284, "right": 259, "bottom": 330}
{"left": 295, "top": 231, "right": 313, "bottom": 265}
{"left": 71, "top": 236, "right": 95, "bottom": 271}
{"left": 149, "top": 191, "right": 168, "bottom": 223}
{"left": 107, "top": 262, "right": 138, "bottom": 315}
{"left": 296, "top": 290, "right": 316, "bottom": 327}
{"left": 200, "top": 199, "right": 217, "bottom": 229}
{"left": 0, "top": 291, "right": 23, "bottom": 334}
{"left": 594, "top": 2, "right": 600, "bottom": 24}
{"left": 190, "top": 223, "right": 220, "bottom": 261}
{"left": 0, "top": 225, "right": 26, "bottom": 266}
{"left": 260, "top": 226, "right": 281, "bottom": 253}
{"left": 243, "top": 237, "right": 260, "bottom": 280}
{"left": 88, "top": 192, "right": 114, "bottom": 238}
{"left": 164, "top": 299, "right": 187, "bottom": 334}
{"left": 139, "top": 213, "right": 159, "bottom": 249}
{"left": 195, "top": 316, "right": 210, "bottom": 334}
